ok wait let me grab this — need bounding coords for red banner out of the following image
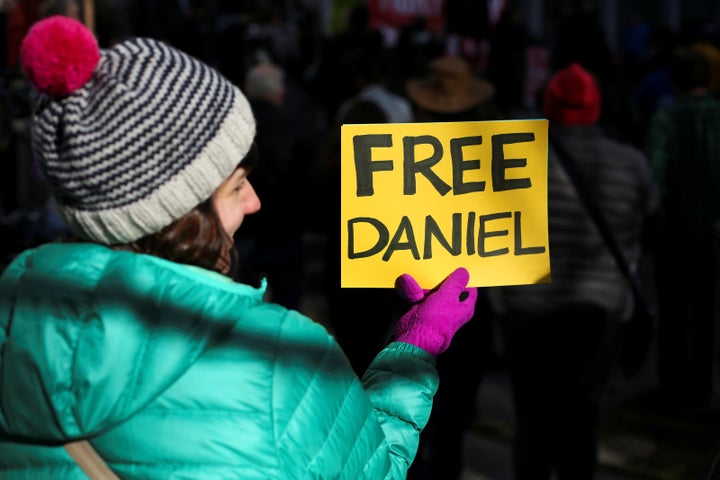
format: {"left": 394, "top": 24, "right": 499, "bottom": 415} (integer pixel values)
{"left": 368, "top": 0, "right": 446, "bottom": 32}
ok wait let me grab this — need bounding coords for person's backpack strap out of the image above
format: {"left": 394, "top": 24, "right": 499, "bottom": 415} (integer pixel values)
{"left": 64, "top": 440, "right": 120, "bottom": 480}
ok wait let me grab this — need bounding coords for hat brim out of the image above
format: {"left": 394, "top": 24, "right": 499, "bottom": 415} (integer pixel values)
{"left": 407, "top": 78, "right": 495, "bottom": 114}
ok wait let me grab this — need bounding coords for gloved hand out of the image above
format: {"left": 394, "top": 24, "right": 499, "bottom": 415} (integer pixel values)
{"left": 394, "top": 267, "right": 478, "bottom": 357}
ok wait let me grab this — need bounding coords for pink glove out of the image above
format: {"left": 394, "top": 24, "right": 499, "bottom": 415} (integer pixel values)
{"left": 394, "top": 267, "right": 478, "bottom": 356}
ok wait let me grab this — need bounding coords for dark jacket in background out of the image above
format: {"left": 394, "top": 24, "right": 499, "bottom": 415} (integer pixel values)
{"left": 490, "top": 124, "right": 660, "bottom": 319}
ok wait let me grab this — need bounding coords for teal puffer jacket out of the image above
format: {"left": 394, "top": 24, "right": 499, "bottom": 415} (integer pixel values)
{"left": 0, "top": 243, "right": 438, "bottom": 479}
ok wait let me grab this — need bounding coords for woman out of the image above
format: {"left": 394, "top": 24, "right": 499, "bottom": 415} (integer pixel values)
{"left": 0, "top": 16, "right": 478, "bottom": 479}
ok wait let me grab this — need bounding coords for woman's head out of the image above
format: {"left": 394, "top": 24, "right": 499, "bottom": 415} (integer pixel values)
{"left": 118, "top": 146, "right": 261, "bottom": 275}
{"left": 20, "top": 16, "right": 257, "bottom": 248}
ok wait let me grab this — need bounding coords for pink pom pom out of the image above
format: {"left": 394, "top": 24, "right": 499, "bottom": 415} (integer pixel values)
{"left": 20, "top": 15, "right": 100, "bottom": 97}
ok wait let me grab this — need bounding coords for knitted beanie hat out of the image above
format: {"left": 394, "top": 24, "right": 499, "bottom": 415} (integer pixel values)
{"left": 20, "top": 16, "right": 256, "bottom": 245}
{"left": 543, "top": 63, "right": 601, "bottom": 126}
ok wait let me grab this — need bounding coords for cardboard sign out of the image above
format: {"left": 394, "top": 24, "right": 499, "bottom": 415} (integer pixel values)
{"left": 340, "top": 119, "right": 550, "bottom": 289}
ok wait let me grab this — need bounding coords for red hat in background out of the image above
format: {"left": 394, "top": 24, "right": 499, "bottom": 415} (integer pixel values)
{"left": 543, "top": 63, "right": 601, "bottom": 125}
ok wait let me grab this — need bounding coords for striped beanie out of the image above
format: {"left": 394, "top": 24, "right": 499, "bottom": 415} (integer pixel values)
{"left": 19, "top": 16, "right": 256, "bottom": 244}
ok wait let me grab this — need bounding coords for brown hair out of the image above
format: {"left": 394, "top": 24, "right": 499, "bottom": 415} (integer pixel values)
{"left": 115, "top": 197, "right": 237, "bottom": 276}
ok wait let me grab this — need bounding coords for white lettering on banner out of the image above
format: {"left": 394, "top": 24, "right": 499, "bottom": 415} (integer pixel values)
{"left": 376, "top": 0, "right": 443, "bottom": 17}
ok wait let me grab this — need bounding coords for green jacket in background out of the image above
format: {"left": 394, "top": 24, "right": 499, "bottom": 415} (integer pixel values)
{"left": 0, "top": 243, "right": 438, "bottom": 479}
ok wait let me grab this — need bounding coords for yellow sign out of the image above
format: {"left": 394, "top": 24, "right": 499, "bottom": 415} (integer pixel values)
{"left": 340, "top": 119, "right": 550, "bottom": 288}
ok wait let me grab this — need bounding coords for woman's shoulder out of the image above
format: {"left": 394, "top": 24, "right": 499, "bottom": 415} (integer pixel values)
{"left": 15, "top": 242, "right": 266, "bottom": 297}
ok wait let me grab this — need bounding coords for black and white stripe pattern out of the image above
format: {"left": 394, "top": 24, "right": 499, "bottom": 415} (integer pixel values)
{"left": 31, "top": 38, "right": 256, "bottom": 244}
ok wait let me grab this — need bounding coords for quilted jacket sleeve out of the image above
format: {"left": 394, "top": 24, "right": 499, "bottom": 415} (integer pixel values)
{"left": 271, "top": 305, "right": 438, "bottom": 480}
{"left": 361, "top": 341, "right": 438, "bottom": 478}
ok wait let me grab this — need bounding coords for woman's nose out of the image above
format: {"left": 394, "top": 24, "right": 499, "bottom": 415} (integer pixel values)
{"left": 244, "top": 181, "right": 261, "bottom": 214}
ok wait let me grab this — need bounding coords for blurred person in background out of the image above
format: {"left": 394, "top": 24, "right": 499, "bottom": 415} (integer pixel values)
{"left": 233, "top": 60, "right": 319, "bottom": 311}
{"left": 551, "top": 4, "right": 644, "bottom": 147}
{"left": 405, "top": 54, "right": 501, "bottom": 480}
{"left": 318, "top": 98, "right": 401, "bottom": 377}
{"left": 489, "top": 63, "right": 660, "bottom": 480}
{"left": 645, "top": 45, "right": 720, "bottom": 409}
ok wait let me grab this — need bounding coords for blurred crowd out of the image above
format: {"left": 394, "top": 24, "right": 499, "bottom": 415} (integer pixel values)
{"left": 2, "top": 0, "right": 720, "bottom": 479}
